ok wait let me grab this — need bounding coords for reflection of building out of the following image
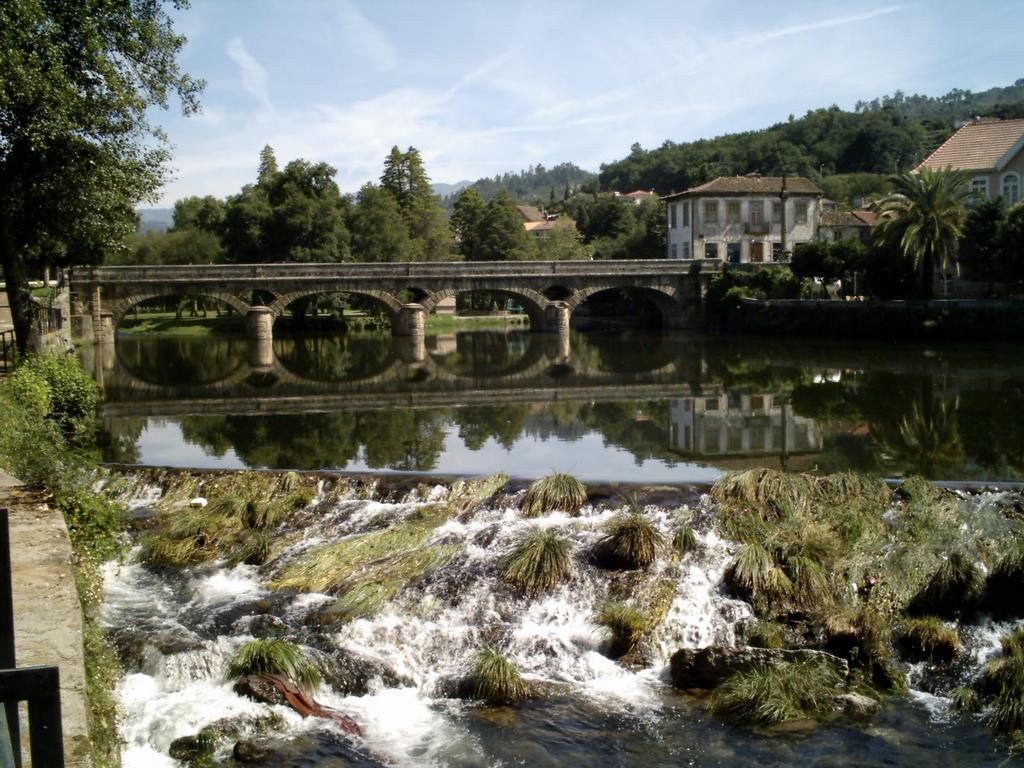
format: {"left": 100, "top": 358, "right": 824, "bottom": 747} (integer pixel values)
{"left": 668, "top": 392, "right": 821, "bottom": 461}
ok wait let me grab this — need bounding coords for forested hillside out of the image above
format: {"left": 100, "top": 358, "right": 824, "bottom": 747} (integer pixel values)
{"left": 453, "top": 162, "right": 596, "bottom": 205}
{"left": 599, "top": 79, "right": 1024, "bottom": 197}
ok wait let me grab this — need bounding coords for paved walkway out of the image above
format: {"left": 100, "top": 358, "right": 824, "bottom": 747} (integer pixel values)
{"left": 1, "top": 471, "right": 91, "bottom": 767}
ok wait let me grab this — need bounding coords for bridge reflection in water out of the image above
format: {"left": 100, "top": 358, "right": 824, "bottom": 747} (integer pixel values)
{"left": 84, "top": 330, "right": 833, "bottom": 477}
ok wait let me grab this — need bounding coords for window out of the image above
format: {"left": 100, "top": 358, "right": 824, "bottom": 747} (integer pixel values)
{"left": 670, "top": 243, "right": 677, "bottom": 259}
{"left": 795, "top": 200, "right": 809, "bottom": 224}
{"left": 771, "top": 201, "right": 782, "bottom": 224}
{"left": 1003, "top": 173, "right": 1021, "bottom": 206}
{"left": 669, "top": 204, "right": 677, "bottom": 229}
{"left": 682, "top": 202, "right": 690, "bottom": 226}
{"left": 682, "top": 242, "right": 690, "bottom": 259}
{"left": 727, "top": 242, "right": 741, "bottom": 263}
{"left": 971, "top": 176, "right": 989, "bottom": 197}
{"left": 704, "top": 241, "right": 718, "bottom": 259}
{"left": 772, "top": 242, "right": 784, "bottom": 261}
{"left": 749, "top": 201, "right": 764, "bottom": 224}
{"left": 704, "top": 397, "right": 719, "bottom": 411}
{"left": 703, "top": 200, "right": 719, "bottom": 224}
{"left": 726, "top": 201, "right": 741, "bottom": 224}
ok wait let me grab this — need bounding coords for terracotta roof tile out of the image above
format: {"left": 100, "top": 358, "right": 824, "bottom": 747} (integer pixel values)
{"left": 516, "top": 205, "right": 546, "bottom": 222}
{"left": 662, "top": 175, "right": 823, "bottom": 199}
{"left": 821, "top": 211, "right": 871, "bottom": 227}
{"left": 915, "top": 118, "right": 1024, "bottom": 172}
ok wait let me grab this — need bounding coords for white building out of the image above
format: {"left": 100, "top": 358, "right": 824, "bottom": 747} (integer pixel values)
{"left": 662, "top": 175, "right": 823, "bottom": 263}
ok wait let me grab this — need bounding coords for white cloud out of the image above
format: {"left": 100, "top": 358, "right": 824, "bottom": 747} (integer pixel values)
{"left": 336, "top": 2, "right": 397, "bottom": 72}
{"left": 226, "top": 37, "right": 272, "bottom": 111}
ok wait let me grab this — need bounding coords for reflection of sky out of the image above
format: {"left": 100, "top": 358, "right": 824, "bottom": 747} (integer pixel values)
{"left": 133, "top": 419, "right": 722, "bottom": 484}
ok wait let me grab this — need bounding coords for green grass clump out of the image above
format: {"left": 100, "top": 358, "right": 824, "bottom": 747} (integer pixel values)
{"left": 985, "top": 540, "right": 1024, "bottom": 619}
{"left": 464, "top": 648, "right": 528, "bottom": 705}
{"left": 449, "top": 473, "right": 509, "bottom": 514}
{"left": 596, "top": 602, "right": 649, "bottom": 658}
{"left": 597, "top": 510, "right": 664, "bottom": 570}
{"left": 672, "top": 522, "right": 699, "bottom": 555}
{"left": 522, "top": 473, "right": 587, "bottom": 516}
{"left": 502, "top": 527, "right": 573, "bottom": 594}
{"left": 988, "top": 629, "right": 1024, "bottom": 734}
{"left": 951, "top": 685, "right": 981, "bottom": 714}
{"left": 234, "top": 531, "right": 272, "bottom": 566}
{"left": 228, "top": 639, "right": 320, "bottom": 692}
{"left": 744, "top": 621, "right": 786, "bottom": 650}
{"left": 908, "top": 551, "right": 983, "bottom": 619}
{"left": 823, "top": 607, "right": 905, "bottom": 692}
{"left": 711, "top": 658, "right": 843, "bottom": 726}
{"left": 896, "top": 617, "right": 961, "bottom": 664}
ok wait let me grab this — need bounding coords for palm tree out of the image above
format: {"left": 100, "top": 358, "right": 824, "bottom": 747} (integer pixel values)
{"left": 874, "top": 167, "right": 974, "bottom": 298}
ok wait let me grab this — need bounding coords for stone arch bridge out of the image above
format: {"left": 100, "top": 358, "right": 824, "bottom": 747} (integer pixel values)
{"left": 69, "top": 259, "right": 721, "bottom": 344}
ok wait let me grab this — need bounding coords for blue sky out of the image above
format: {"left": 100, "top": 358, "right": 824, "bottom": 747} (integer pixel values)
{"left": 151, "top": 0, "right": 1023, "bottom": 205}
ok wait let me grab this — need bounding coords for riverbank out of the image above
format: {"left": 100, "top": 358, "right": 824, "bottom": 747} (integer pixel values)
{"left": 716, "top": 297, "right": 1024, "bottom": 341}
{"left": 1, "top": 470, "right": 92, "bottom": 767}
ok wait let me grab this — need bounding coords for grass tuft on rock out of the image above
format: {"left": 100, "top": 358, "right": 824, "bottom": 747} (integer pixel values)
{"left": 228, "top": 639, "right": 320, "bottom": 692}
{"left": 896, "top": 617, "right": 961, "bottom": 664}
{"left": 744, "top": 620, "right": 786, "bottom": 649}
{"left": 908, "top": 551, "right": 983, "bottom": 619}
{"left": 595, "top": 601, "right": 649, "bottom": 658}
{"left": 464, "top": 647, "right": 528, "bottom": 705}
{"left": 951, "top": 685, "right": 982, "bottom": 714}
{"left": 711, "top": 658, "right": 843, "bottom": 726}
{"left": 502, "top": 527, "right": 573, "bottom": 594}
{"left": 522, "top": 473, "right": 587, "bottom": 517}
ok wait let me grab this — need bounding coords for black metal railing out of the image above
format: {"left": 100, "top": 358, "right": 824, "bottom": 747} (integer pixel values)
{"left": 0, "top": 330, "right": 14, "bottom": 373}
{"left": 0, "top": 509, "right": 65, "bottom": 767}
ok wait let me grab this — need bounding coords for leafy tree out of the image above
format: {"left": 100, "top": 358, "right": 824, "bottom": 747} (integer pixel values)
{"left": 379, "top": 145, "right": 453, "bottom": 261}
{"left": 349, "top": 183, "right": 411, "bottom": 262}
{"left": 999, "top": 203, "right": 1024, "bottom": 287}
{"left": 0, "top": 0, "right": 201, "bottom": 353}
{"left": 221, "top": 182, "right": 273, "bottom": 262}
{"left": 874, "top": 168, "right": 973, "bottom": 298}
{"left": 171, "top": 195, "right": 226, "bottom": 234}
{"left": 476, "top": 191, "right": 533, "bottom": 261}
{"left": 535, "top": 226, "right": 590, "bottom": 261}
{"left": 257, "top": 144, "right": 278, "bottom": 186}
{"left": 451, "top": 188, "right": 488, "bottom": 260}
{"left": 791, "top": 239, "right": 865, "bottom": 286}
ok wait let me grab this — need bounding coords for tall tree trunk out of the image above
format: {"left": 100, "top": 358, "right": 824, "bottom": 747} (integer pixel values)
{"left": 1, "top": 245, "right": 36, "bottom": 357}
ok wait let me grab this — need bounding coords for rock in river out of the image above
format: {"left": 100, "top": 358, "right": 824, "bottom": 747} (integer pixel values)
{"left": 669, "top": 645, "right": 849, "bottom": 689}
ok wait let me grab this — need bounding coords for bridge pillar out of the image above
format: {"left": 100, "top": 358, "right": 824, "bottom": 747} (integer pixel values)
{"left": 542, "top": 301, "right": 571, "bottom": 334}
{"left": 247, "top": 336, "right": 275, "bottom": 370}
{"left": 394, "top": 303, "right": 426, "bottom": 340}
{"left": 246, "top": 306, "right": 274, "bottom": 341}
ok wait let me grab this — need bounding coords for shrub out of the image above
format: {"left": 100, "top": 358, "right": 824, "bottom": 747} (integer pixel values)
{"left": 463, "top": 648, "right": 527, "bottom": 705}
{"left": 595, "top": 510, "right": 664, "bottom": 570}
{"left": 7, "top": 353, "right": 99, "bottom": 435}
{"left": 595, "top": 602, "right": 649, "bottom": 658}
{"left": 896, "top": 617, "right": 961, "bottom": 664}
{"left": 502, "top": 527, "right": 573, "bottom": 593}
{"left": 522, "top": 473, "right": 587, "bottom": 516}
{"left": 227, "top": 639, "right": 320, "bottom": 692}
{"left": 711, "top": 658, "right": 843, "bottom": 726}
{"left": 908, "top": 551, "right": 983, "bottom": 619}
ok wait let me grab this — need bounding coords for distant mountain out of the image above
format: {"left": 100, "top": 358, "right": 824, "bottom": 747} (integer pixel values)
{"left": 137, "top": 208, "right": 174, "bottom": 234}
{"left": 432, "top": 180, "right": 472, "bottom": 197}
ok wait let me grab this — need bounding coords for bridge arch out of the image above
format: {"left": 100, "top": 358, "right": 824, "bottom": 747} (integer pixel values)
{"left": 267, "top": 288, "right": 403, "bottom": 325}
{"left": 567, "top": 284, "right": 685, "bottom": 328}
{"left": 108, "top": 290, "right": 251, "bottom": 332}
{"left": 421, "top": 286, "right": 549, "bottom": 328}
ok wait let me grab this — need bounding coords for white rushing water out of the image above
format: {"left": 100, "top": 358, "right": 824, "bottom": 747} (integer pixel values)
{"left": 102, "top": 483, "right": 752, "bottom": 766}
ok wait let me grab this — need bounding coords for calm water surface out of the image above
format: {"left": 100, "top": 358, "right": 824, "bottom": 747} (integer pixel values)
{"left": 88, "top": 329, "right": 1024, "bottom": 482}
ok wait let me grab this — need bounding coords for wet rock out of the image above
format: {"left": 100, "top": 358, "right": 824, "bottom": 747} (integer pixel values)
{"left": 168, "top": 734, "right": 211, "bottom": 762}
{"left": 234, "top": 674, "right": 289, "bottom": 706}
{"left": 319, "top": 648, "right": 414, "bottom": 695}
{"left": 233, "top": 739, "right": 274, "bottom": 763}
{"left": 833, "top": 692, "right": 881, "bottom": 720}
{"left": 669, "top": 646, "right": 849, "bottom": 689}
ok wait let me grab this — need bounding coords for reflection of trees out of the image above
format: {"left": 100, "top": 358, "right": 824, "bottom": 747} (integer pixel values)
{"left": 116, "top": 337, "right": 247, "bottom": 386}
{"left": 273, "top": 334, "right": 395, "bottom": 382}
{"left": 873, "top": 396, "right": 964, "bottom": 479}
{"left": 430, "top": 331, "right": 534, "bottom": 378}
{"left": 455, "top": 405, "right": 531, "bottom": 450}
{"left": 580, "top": 401, "right": 676, "bottom": 465}
{"left": 573, "top": 330, "right": 678, "bottom": 374}
{"left": 97, "top": 417, "right": 146, "bottom": 464}
{"left": 177, "top": 409, "right": 449, "bottom": 471}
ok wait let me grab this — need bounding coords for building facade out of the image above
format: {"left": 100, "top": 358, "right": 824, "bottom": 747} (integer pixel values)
{"left": 915, "top": 117, "right": 1024, "bottom": 206}
{"left": 662, "top": 175, "right": 823, "bottom": 263}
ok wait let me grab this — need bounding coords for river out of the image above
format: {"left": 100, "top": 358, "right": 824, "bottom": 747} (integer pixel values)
{"left": 87, "top": 329, "right": 1024, "bottom": 483}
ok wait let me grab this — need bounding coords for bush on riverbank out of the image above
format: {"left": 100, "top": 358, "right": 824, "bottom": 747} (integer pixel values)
{"left": 0, "top": 353, "right": 126, "bottom": 767}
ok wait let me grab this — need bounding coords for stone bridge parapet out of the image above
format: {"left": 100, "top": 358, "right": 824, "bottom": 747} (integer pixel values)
{"left": 69, "top": 259, "right": 721, "bottom": 343}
